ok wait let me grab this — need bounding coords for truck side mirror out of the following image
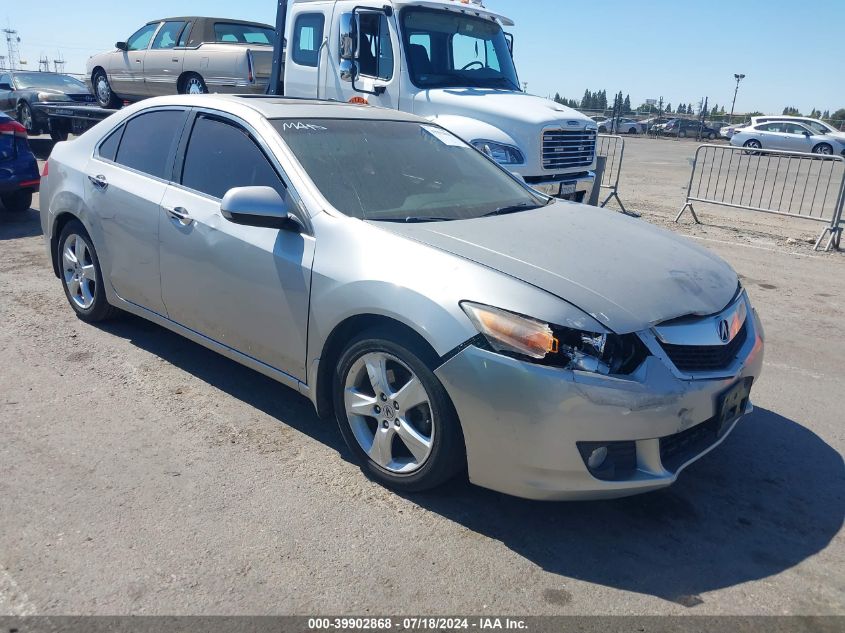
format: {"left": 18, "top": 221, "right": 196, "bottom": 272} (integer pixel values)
{"left": 339, "top": 13, "right": 359, "bottom": 61}
{"left": 339, "top": 60, "right": 358, "bottom": 83}
{"left": 504, "top": 33, "right": 514, "bottom": 55}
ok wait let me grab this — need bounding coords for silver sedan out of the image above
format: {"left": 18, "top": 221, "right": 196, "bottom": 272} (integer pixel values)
{"left": 40, "top": 95, "right": 764, "bottom": 500}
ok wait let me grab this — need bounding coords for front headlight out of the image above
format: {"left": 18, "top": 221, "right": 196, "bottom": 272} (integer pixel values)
{"left": 461, "top": 302, "right": 649, "bottom": 375}
{"left": 37, "top": 92, "right": 70, "bottom": 102}
{"left": 471, "top": 140, "right": 525, "bottom": 165}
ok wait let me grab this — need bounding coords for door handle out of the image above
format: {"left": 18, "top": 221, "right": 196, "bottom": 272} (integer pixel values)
{"left": 165, "top": 206, "right": 193, "bottom": 225}
{"left": 135, "top": 59, "right": 142, "bottom": 64}
{"left": 88, "top": 174, "right": 108, "bottom": 190}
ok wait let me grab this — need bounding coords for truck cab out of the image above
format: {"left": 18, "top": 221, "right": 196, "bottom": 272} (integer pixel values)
{"left": 281, "top": 0, "right": 597, "bottom": 200}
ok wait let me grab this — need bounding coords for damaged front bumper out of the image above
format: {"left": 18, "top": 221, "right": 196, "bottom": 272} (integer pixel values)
{"left": 434, "top": 308, "right": 765, "bottom": 501}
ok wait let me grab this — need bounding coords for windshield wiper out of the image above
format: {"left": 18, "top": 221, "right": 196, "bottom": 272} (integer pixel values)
{"left": 374, "top": 216, "right": 454, "bottom": 224}
{"left": 483, "top": 203, "right": 542, "bottom": 217}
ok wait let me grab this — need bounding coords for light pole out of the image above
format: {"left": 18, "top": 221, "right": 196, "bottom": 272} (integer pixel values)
{"left": 729, "top": 73, "right": 745, "bottom": 124}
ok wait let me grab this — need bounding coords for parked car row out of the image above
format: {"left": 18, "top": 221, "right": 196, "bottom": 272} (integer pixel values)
{"left": 731, "top": 118, "right": 845, "bottom": 156}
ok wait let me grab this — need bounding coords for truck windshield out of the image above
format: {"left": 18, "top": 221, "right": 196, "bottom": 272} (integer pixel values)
{"left": 272, "top": 119, "right": 543, "bottom": 222}
{"left": 400, "top": 8, "right": 519, "bottom": 91}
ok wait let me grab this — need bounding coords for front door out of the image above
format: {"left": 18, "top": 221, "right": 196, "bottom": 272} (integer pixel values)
{"left": 781, "top": 123, "right": 816, "bottom": 153}
{"left": 86, "top": 108, "right": 188, "bottom": 313}
{"left": 110, "top": 22, "right": 159, "bottom": 98}
{"left": 324, "top": 7, "right": 401, "bottom": 109}
{"left": 143, "top": 21, "right": 187, "bottom": 96}
{"left": 158, "top": 112, "right": 315, "bottom": 380}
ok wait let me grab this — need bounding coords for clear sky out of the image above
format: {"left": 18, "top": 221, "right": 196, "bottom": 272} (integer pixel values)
{"left": 4, "top": 0, "right": 842, "bottom": 115}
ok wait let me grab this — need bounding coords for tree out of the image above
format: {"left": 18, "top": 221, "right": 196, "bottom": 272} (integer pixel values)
{"left": 598, "top": 90, "right": 608, "bottom": 111}
{"left": 623, "top": 94, "right": 631, "bottom": 114}
{"left": 665, "top": 103, "right": 673, "bottom": 114}
{"left": 782, "top": 106, "right": 801, "bottom": 116}
{"left": 832, "top": 109, "right": 845, "bottom": 125}
{"left": 822, "top": 109, "right": 831, "bottom": 120}
{"left": 580, "top": 89, "right": 591, "bottom": 109}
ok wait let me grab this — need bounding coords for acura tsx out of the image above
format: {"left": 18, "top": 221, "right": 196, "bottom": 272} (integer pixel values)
{"left": 40, "top": 95, "right": 764, "bottom": 500}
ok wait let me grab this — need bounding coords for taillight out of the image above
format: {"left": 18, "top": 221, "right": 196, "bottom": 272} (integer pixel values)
{"left": 0, "top": 120, "right": 27, "bottom": 138}
{"left": 246, "top": 49, "right": 255, "bottom": 83}
{"left": 42, "top": 161, "right": 49, "bottom": 177}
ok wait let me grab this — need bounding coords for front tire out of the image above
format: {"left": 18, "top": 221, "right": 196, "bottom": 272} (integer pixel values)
{"left": 813, "top": 143, "right": 834, "bottom": 156}
{"left": 0, "top": 190, "right": 33, "bottom": 213}
{"left": 93, "top": 70, "right": 121, "bottom": 109}
{"left": 17, "top": 101, "right": 35, "bottom": 134}
{"left": 57, "top": 220, "right": 120, "bottom": 322}
{"left": 333, "top": 332, "right": 465, "bottom": 492}
{"left": 743, "top": 139, "right": 762, "bottom": 155}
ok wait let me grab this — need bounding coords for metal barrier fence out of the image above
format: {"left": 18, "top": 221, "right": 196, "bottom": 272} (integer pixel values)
{"left": 597, "top": 134, "right": 633, "bottom": 215}
{"left": 676, "top": 145, "right": 845, "bottom": 251}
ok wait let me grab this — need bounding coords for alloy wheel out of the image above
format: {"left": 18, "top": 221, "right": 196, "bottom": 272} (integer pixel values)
{"left": 96, "top": 76, "right": 111, "bottom": 105}
{"left": 62, "top": 234, "right": 97, "bottom": 310}
{"left": 18, "top": 104, "right": 33, "bottom": 132}
{"left": 187, "top": 78, "right": 206, "bottom": 94}
{"left": 343, "top": 351, "right": 435, "bottom": 474}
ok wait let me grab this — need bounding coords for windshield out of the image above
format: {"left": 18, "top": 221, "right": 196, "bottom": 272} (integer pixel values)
{"left": 401, "top": 8, "right": 519, "bottom": 91}
{"left": 272, "top": 119, "right": 543, "bottom": 222}
{"left": 804, "top": 120, "right": 834, "bottom": 135}
{"left": 13, "top": 73, "right": 87, "bottom": 92}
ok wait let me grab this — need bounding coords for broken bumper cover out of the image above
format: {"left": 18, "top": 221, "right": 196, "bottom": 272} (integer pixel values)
{"left": 434, "top": 310, "right": 764, "bottom": 501}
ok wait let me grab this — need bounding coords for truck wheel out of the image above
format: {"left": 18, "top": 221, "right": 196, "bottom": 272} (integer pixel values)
{"left": 181, "top": 74, "right": 208, "bottom": 95}
{"left": 93, "top": 70, "right": 121, "bottom": 109}
{"left": 17, "top": 102, "right": 35, "bottom": 134}
{"left": 1, "top": 190, "right": 33, "bottom": 213}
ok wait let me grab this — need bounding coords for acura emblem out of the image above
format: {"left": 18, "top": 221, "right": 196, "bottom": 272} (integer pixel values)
{"left": 718, "top": 319, "right": 731, "bottom": 343}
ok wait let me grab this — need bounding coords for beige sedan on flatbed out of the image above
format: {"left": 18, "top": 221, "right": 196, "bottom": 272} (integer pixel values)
{"left": 86, "top": 16, "right": 274, "bottom": 108}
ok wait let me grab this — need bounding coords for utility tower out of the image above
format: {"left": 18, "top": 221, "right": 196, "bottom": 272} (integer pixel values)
{"left": 3, "top": 29, "right": 21, "bottom": 71}
{"left": 39, "top": 55, "right": 50, "bottom": 72}
{"left": 53, "top": 54, "right": 66, "bottom": 74}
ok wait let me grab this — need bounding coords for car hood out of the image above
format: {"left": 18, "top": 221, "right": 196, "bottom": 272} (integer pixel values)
{"left": 371, "top": 203, "right": 738, "bottom": 333}
{"left": 412, "top": 88, "right": 593, "bottom": 128}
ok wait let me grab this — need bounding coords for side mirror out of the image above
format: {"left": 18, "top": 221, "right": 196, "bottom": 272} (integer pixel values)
{"left": 0, "top": 83, "right": 12, "bottom": 91}
{"left": 339, "top": 60, "right": 358, "bottom": 83}
{"left": 220, "top": 186, "right": 304, "bottom": 232}
{"left": 339, "top": 13, "right": 359, "bottom": 61}
{"left": 116, "top": 41, "right": 128, "bottom": 51}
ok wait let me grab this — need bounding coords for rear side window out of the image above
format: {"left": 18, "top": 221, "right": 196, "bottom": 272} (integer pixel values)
{"left": 292, "top": 13, "right": 325, "bottom": 67}
{"left": 152, "top": 21, "right": 186, "bottom": 50}
{"left": 115, "top": 110, "right": 185, "bottom": 180}
{"left": 98, "top": 125, "right": 124, "bottom": 162}
{"left": 214, "top": 22, "right": 275, "bottom": 44}
{"left": 178, "top": 22, "right": 193, "bottom": 47}
{"left": 180, "top": 115, "right": 284, "bottom": 199}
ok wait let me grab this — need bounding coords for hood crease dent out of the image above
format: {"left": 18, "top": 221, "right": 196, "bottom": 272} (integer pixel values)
{"left": 372, "top": 203, "right": 739, "bottom": 334}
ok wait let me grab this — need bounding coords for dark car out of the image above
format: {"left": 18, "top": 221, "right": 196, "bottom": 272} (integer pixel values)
{"left": 0, "top": 112, "right": 40, "bottom": 212}
{"left": 662, "top": 118, "right": 718, "bottom": 140}
{"left": 0, "top": 71, "right": 95, "bottom": 140}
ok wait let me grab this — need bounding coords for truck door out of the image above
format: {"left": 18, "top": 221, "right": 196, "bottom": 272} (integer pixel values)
{"left": 142, "top": 20, "right": 188, "bottom": 96}
{"left": 322, "top": 7, "right": 401, "bottom": 109}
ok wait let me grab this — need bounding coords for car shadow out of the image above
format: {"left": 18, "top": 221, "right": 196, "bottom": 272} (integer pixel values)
{"left": 0, "top": 207, "right": 42, "bottom": 240}
{"left": 29, "top": 137, "right": 55, "bottom": 160}
{"left": 100, "top": 314, "right": 844, "bottom": 606}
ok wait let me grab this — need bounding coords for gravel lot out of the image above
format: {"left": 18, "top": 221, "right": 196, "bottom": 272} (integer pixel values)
{"left": 1, "top": 138, "right": 843, "bottom": 616}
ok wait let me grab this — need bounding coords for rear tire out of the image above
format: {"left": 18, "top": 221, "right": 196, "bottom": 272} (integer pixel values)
{"left": 813, "top": 143, "right": 834, "bottom": 156}
{"left": 0, "top": 190, "right": 33, "bottom": 213}
{"left": 93, "top": 70, "right": 122, "bottom": 109}
{"left": 181, "top": 73, "right": 208, "bottom": 95}
{"left": 707, "top": 132, "right": 716, "bottom": 140}
{"left": 57, "top": 220, "right": 121, "bottom": 323}
{"left": 333, "top": 331, "right": 465, "bottom": 493}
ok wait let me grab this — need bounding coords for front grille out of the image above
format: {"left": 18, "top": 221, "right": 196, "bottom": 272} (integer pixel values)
{"left": 660, "top": 418, "right": 720, "bottom": 472}
{"left": 542, "top": 129, "right": 596, "bottom": 170}
{"left": 68, "top": 94, "right": 96, "bottom": 103}
{"left": 660, "top": 321, "right": 748, "bottom": 373}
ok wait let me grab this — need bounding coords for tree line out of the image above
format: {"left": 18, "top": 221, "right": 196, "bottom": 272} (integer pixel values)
{"left": 553, "top": 89, "right": 845, "bottom": 123}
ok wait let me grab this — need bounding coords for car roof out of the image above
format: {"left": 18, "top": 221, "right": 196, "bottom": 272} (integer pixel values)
{"left": 133, "top": 94, "right": 428, "bottom": 123}
{"left": 147, "top": 16, "right": 274, "bottom": 28}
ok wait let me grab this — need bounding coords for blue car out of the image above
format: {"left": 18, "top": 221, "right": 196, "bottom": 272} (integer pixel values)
{"left": 0, "top": 112, "right": 40, "bottom": 212}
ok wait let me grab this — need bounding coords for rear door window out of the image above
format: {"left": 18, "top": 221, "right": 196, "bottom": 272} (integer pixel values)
{"left": 114, "top": 110, "right": 186, "bottom": 180}
{"left": 98, "top": 125, "right": 124, "bottom": 162}
{"left": 152, "top": 22, "right": 187, "bottom": 50}
{"left": 180, "top": 114, "right": 285, "bottom": 199}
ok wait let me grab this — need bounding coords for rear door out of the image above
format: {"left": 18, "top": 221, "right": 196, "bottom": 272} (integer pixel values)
{"left": 158, "top": 111, "right": 315, "bottom": 380}
{"left": 85, "top": 108, "right": 189, "bottom": 313}
{"left": 143, "top": 21, "right": 188, "bottom": 96}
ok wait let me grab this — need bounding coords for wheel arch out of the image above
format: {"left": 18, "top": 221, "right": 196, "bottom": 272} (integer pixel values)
{"left": 177, "top": 71, "right": 204, "bottom": 94}
{"left": 50, "top": 211, "right": 85, "bottom": 278}
{"left": 91, "top": 66, "right": 107, "bottom": 86}
{"left": 313, "top": 314, "right": 444, "bottom": 420}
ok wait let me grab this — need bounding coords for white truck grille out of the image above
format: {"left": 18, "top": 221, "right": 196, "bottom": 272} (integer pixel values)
{"left": 542, "top": 129, "right": 596, "bottom": 170}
